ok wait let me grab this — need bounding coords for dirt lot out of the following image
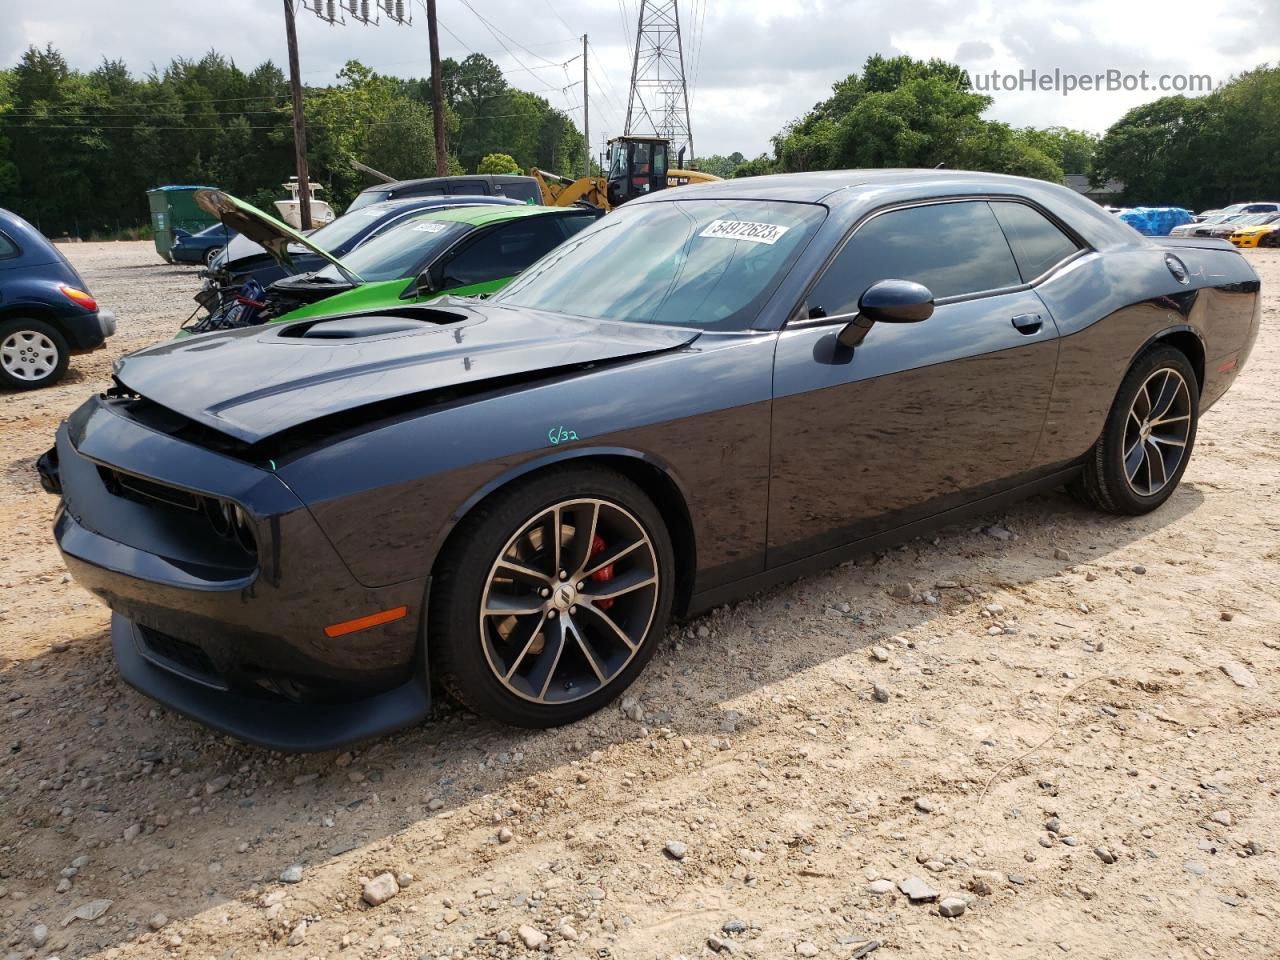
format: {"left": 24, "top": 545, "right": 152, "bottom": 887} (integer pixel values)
{"left": 1, "top": 241, "right": 1276, "bottom": 960}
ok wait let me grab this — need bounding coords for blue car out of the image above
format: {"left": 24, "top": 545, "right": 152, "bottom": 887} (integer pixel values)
{"left": 0, "top": 208, "right": 115, "bottom": 389}
{"left": 171, "top": 223, "right": 237, "bottom": 266}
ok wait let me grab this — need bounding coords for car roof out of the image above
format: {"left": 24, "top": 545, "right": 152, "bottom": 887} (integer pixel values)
{"left": 354, "top": 195, "right": 522, "bottom": 218}
{"left": 407, "top": 204, "right": 577, "bottom": 227}
{"left": 359, "top": 174, "right": 537, "bottom": 195}
{"left": 0, "top": 207, "right": 54, "bottom": 248}
{"left": 629, "top": 168, "right": 1140, "bottom": 250}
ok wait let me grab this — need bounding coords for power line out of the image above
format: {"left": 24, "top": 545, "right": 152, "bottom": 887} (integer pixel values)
{"left": 0, "top": 109, "right": 559, "bottom": 131}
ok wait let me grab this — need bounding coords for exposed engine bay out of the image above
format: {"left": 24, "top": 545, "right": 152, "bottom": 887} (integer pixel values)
{"left": 186, "top": 270, "right": 355, "bottom": 335}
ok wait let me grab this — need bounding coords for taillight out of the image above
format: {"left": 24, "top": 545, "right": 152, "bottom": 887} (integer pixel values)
{"left": 59, "top": 285, "right": 98, "bottom": 311}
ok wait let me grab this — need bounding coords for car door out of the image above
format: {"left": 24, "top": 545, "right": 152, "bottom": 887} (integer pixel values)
{"left": 767, "top": 198, "right": 1068, "bottom": 567}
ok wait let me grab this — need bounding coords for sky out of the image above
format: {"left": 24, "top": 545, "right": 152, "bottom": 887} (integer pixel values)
{"left": 2, "top": 0, "right": 1278, "bottom": 161}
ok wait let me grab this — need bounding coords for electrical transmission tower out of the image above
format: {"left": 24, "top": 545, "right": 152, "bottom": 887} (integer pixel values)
{"left": 623, "top": 1, "right": 693, "bottom": 162}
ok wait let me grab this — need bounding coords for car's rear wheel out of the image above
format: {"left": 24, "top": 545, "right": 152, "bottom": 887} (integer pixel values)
{"left": 204, "top": 246, "right": 222, "bottom": 266}
{"left": 0, "top": 318, "right": 69, "bottom": 390}
{"left": 1071, "top": 344, "right": 1199, "bottom": 515}
{"left": 430, "top": 466, "right": 674, "bottom": 727}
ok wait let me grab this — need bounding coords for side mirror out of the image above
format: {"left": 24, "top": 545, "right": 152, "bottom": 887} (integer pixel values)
{"left": 837, "top": 279, "right": 934, "bottom": 348}
{"left": 417, "top": 260, "right": 446, "bottom": 295}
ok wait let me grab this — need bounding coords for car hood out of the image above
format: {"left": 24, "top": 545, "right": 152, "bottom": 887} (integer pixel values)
{"left": 195, "top": 190, "right": 356, "bottom": 279}
{"left": 112, "top": 303, "right": 699, "bottom": 445}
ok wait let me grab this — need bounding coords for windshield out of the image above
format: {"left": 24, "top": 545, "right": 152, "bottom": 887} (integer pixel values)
{"left": 311, "top": 216, "right": 474, "bottom": 283}
{"left": 302, "top": 204, "right": 403, "bottom": 254}
{"left": 495, "top": 199, "right": 825, "bottom": 330}
{"left": 346, "top": 190, "right": 391, "bottom": 213}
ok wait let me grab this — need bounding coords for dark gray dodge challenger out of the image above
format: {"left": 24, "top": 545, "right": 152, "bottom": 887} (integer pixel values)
{"left": 41, "top": 170, "right": 1260, "bottom": 750}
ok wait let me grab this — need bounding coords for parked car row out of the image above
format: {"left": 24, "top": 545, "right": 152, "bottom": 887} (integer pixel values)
{"left": 34, "top": 169, "right": 1261, "bottom": 752}
{"left": 1170, "top": 211, "right": 1280, "bottom": 246}
{"left": 183, "top": 191, "right": 600, "bottom": 335}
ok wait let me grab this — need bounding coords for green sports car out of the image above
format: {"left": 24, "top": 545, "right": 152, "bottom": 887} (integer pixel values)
{"left": 181, "top": 196, "right": 600, "bottom": 335}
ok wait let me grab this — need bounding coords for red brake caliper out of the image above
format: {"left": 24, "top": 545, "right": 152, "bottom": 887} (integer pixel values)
{"left": 589, "top": 535, "right": 615, "bottom": 610}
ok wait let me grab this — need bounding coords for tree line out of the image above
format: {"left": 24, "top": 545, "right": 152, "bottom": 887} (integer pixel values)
{"left": 698, "top": 55, "right": 1279, "bottom": 212}
{"left": 3, "top": 45, "right": 1276, "bottom": 238}
{"left": 0, "top": 45, "right": 585, "bottom": 237}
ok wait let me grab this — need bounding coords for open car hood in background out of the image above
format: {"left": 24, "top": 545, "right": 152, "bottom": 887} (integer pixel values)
{"left": 195, "top": 189, "right": 356, "bottom": 279}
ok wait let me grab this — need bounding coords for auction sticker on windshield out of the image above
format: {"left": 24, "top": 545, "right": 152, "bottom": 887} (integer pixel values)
{"left": 412, "top": 222, "right": 449, "bottom": 233}
{"left": 699, "top": 219, "right": 791, "bottom": 245}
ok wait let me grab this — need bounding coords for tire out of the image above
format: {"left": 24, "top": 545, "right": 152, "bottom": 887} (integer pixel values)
{"left": 0, "top": 318, "right": 70, "bottom": 390}
{"left": 429, "top": 465, "right": 675, "bottom": 727}
{"left": 1070, "top": 344, "right": 1199, "bottom": 515}
{"left": 204, "top": 246, "right": 222, "bottom": 266}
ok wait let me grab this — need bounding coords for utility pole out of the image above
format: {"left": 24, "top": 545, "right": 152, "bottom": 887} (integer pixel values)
{"left": 582, "top": 35, "right": 590, "bottom": 178}
{"left": 283, "top": 0, "right": 313, "bottom": 230}
{"left": 426, "top": 0, "right": 448, "bottom": 176}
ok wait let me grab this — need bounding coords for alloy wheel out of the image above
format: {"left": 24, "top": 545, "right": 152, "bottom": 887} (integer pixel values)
{"left": 1122, "top": 367, "right": 1192, "bottom": 496}
{"left": 479, "top": 498, "right": 660, "bottom": 704}
{"left": 0, "top": 330, "right": 60, "bottom": 383}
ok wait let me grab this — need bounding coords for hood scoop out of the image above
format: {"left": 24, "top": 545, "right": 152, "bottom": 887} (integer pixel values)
{"left": 279, "top": 307, "right": 468, "bottom": 340}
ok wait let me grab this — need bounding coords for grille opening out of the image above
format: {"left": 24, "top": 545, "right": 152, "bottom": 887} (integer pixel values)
{"left": 96, "top": 466, "right": 257, "bottom": 558}
{"left": 137, "top": 626, "right": 225, "bottom": 690}
{"left": 99, "top": 467, "right": 202, "bottom": 511}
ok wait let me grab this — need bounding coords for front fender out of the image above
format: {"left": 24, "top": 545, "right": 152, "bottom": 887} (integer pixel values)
{"left": 279, "top": 332, "right": 777, "bottom": 590}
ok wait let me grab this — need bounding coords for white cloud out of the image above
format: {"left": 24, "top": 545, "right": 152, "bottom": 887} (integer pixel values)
{"left": 2, "top": 0, "right": 1277, "bottom": 159}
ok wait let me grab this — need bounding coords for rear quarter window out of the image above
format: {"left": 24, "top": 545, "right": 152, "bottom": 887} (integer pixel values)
{"left": 0, "top": 231, "right": 18, "bottom": 259}
{"left": 990, "top": 201, "right": 1081, "bottom": 281}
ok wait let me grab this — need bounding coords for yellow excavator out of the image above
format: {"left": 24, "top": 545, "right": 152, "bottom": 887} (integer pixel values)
{"left": 531, "top": 135, "right": 721, "bottom": 212}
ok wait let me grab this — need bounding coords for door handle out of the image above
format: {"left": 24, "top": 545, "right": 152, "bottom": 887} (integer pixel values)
{"left": 1011, "top": 313, "right": 1043, "bottom": 334}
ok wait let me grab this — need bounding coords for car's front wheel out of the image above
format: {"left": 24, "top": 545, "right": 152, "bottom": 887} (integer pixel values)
{"left": 0, "top": 318, "right": 70, "bottom": 390}
{"left": 430, "top": 466, "right": 674, "bottom": 727}
{"left": 1072, "top": 343, "right": 1199, "bottom": 514}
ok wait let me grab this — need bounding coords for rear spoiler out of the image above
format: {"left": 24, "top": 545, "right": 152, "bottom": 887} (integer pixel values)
{"left": 1157, "top": 236, "right": 1237, "bottom": 252}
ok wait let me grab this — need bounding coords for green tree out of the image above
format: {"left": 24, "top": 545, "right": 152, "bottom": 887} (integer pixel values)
{"left": 769, "top": 54, "right": 1064, "bottom": 183}
{"left": 477, "top": 151, "right": 520, "bottom": 174}
{"left": 1016, "top": 126, "right": 1099, "bottom": 174}
{"left": 694, "top": 151, "right": 745, "bottom": 178}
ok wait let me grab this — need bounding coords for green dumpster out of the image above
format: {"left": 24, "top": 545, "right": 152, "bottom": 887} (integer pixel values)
{"left": 146, "top": 185, "right": 219, "bottom": 263}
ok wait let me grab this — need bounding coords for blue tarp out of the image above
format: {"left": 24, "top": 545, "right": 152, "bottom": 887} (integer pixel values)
{"left": 1117, "top": 207, "right": 1195, "bottom": 236}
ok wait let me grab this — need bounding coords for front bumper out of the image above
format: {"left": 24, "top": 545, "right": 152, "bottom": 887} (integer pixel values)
{"left": 51, "top": 395, "right": 432, "bottom": 751}
{"left": 111, "top": 614, "right": 430, "bottom": 752}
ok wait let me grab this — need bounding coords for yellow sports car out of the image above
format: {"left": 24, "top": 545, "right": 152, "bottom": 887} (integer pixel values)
{"left": 1230, "top": 219, "right": 1280, "bottom": 248}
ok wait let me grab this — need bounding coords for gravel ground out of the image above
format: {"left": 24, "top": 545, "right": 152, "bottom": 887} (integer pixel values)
{"left": 0, "top": 241, "right": 1276, "bottom": 960}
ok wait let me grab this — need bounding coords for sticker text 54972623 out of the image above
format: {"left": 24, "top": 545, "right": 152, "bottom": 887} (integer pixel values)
{"left": 699, "top": 219, "right": 791, "bottom": 245}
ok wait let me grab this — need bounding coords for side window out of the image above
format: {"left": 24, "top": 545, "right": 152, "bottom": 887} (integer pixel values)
{"left": 556, "top": 212, "right": 600, "bottom": 239}
{"left": 498, "top": 181, "right": 540, "bottom": 204}
{"left": 0, "top": 231, "right": 18, "bottom": 259}
{"left": 806, "top": 200, "right": 1021, "bottom": 315}
{"left": 990, "top": 201, "right": 1080, "bottom": 281}
{"left": 448, "top": 180, "right": 488, "bottom": 195}
{"left": 442, "top": 218, "right": 567, "bottom": 288}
